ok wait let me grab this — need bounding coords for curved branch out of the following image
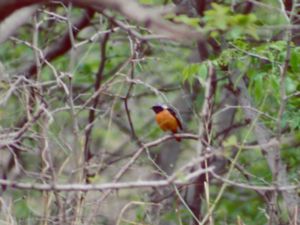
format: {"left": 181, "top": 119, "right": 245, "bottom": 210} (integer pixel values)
{"left": 0, "top": 0, "right": 205, "bottom": 42}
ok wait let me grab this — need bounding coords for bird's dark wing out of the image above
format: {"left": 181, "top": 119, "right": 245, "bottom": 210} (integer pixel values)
{"left": 167, "top": 107, "right": 183, "bottom": 130}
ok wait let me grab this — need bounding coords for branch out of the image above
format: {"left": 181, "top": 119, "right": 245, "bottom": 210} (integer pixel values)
{"left": 1, "top": 165, "right": 299, "bottom": 193}
{"left": 0, "top": 166, "right": 213, "bottom": 192}
{"left": 0, "top": 0, "right": 205, "bottom": 42}
{"left": 123, "top": 37, "right": 140, "bottom": 143}
{"left": 83, "top": 27, "right": 110, "bottom": 182}
{"left": 21, "top": 9, "right": 94, "bottom": 77}
{"left": 188, "top": 61, "right": 217, "bottom": 224}
{"left": 230, "top": 69, "right": 300, "bottom": 222}
{"left": 0, "top": 101, "right": 47, "bottom": 149}
{"left": 112, "top": 133, "right": 201, "bottom": 184}
{"left": 85, "top": 132, "right": 202, "bottom": 224}
{"left": 276, "top": 0, "right": 295, "bottom": 137}
{"left": 0, "top": 5, "right": 38, "bottom": 44}
{"left": 211, "top": 171, "right": 300, "bottom": 192}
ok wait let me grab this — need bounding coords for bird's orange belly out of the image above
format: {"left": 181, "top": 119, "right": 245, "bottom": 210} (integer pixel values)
{"left": 155, "top": 110, "right": 178, "bottom": 133}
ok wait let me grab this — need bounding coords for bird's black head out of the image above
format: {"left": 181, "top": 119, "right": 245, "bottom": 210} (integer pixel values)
{"left": 151, "top": 104, "right": 165, "bottom": 114}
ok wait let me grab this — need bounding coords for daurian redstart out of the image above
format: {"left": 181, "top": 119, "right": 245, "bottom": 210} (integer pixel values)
{"left": 151, "top": 104, "right": 182, "bottom": 142}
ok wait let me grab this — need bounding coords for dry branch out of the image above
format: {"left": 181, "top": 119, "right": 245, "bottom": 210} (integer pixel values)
{"left": 0, "top": 0, "right": 205, "bottom": 42}
{"left": 0, "top": 167, "right": 212, "bottom": 192}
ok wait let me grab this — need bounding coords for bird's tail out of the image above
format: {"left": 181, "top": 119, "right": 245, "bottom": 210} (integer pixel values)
{"left": 173, "top": 132, "right": 181, "bottom": 142}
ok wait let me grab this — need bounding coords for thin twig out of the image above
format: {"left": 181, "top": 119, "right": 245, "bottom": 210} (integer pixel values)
{"left": 83, "top": 28, "right": 110, "bottom": 183}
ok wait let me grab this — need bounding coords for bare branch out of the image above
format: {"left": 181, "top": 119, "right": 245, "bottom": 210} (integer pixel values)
{"left": 0, "top": 5, "right": 38, "bottom": 44}
{"left": 0, "top": 166, "right": 213, "bottom": 192}
{"left": 211, "top": 171, "right": 300, "bottom": 192}
{"left": 83, "top": 26, "right": 110, "bottom": 183}
{"left": 0, "top": 0, "right": 205, "bottom": 42}
{"left": 21, "top": 9, "right": 94, "bottom": 77}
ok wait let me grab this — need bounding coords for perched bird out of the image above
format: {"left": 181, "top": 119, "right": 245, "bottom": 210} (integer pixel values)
{"left": 151, "top": 104, "right": 183, "bottom": 142}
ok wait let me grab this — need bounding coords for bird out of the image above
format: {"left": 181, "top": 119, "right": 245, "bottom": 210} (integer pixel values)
{"left": 151, "top": 104, "right": 183, "bottom": 142}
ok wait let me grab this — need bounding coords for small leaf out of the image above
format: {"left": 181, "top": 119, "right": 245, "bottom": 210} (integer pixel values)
{"left": 286, "top": 76, "right": 297, "bottom": 93}
{"left": 173, "top": 15, "right": 201, "bottom": 28}
{"left": 290, "top": 49, "right": 300, "bottom": 73}
{"left": 197, "top": 63, "right": 208, "bottom": 85}
{"left": 138, "top": 0, "right": 155, "bottom": 5}
{"left": 182, "top": 63, "right": 199, "bottom": 82}
{"left": 223, "top": 135, "right": 237, "bottom": 147}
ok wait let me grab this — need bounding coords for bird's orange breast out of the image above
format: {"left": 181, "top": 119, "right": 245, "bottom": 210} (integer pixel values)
{"left": 155, "top": 109, "right": 179, "bottom": 133}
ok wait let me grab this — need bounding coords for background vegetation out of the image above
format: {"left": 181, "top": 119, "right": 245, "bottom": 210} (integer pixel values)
{"left": 0, "top": 0, "right": 299, "bottom": 224}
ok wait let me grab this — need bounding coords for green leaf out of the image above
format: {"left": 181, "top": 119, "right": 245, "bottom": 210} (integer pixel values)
{"left": 182, "top": 63, "right": 199, "bottom": 82}
{"left": 204, "top": 3, "right": 231, "bottom": 31}
{"left": 290, "top": 49, "right": 300, "bottom": 73}
{"left": 197, "top": 63, "right": 208, "bottom": 85}
{"left": 182, "top": 63, "right": 208, "bottom": 86}
{"left": 173, "top": 15, "right": 201, "bottom": 28}
{"left": 138, "top": 0, "right": 159, "bottom": 5}
{"left": 204, "top": 3, "right": 258, "bottom": 40}
{"left": 286, "top": 76, "right": 297, "bottom": 93}
{"left": 229, "top": 27, "right": 243, "bottom": 39}
{"left": 223, "top": 135, "right": 237, "bottom": 147}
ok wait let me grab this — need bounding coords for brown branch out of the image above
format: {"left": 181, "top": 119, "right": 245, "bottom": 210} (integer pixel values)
{"left": 22, "top": 9, "right": 95, "bottom": 78}
{"left": 215, "top": 121, "right": 249, "bottom": 140}
{"left": 123, "top": 38, "right": 141, "bottom": 144}
{"left": 0, "top": 5, "right": 38, "bottom": 43}
{"left": 283, "top": 0, "right": 293, "bottom": 12}
{"left": 188, "top": 62, "right": 217, "bottom": 224}
{"left": 0, "top": 101, "right": 46, "bottom": 149}
{"left": 194, "top": 0, "right": 207, "bottom": 16}
{"left": 0, "top": 0, "right": 205, "bottom": 42}
{"left": 233, "top": 1, "right": 254, "bottom": 14}
{"left": 0, "top": 0, "right": 42, "bottom": 21}
{"left": 83, "top": 28, "right": 110, "bottom": 183}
